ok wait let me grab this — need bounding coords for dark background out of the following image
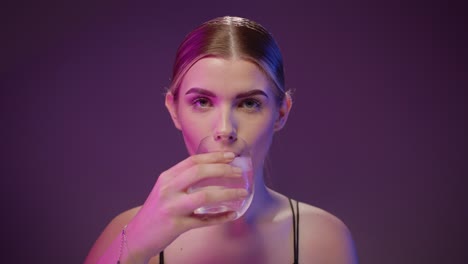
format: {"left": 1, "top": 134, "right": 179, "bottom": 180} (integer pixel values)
{"left": 1, "top": 0, "right": 466, "bottom": 263}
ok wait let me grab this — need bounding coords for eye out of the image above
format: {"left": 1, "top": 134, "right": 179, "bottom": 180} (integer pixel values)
{"left": 191, "top": 97, "right": 213, "bottom": 110}
{"left": 239, "top": 98, "right": 262, "bottom": 111}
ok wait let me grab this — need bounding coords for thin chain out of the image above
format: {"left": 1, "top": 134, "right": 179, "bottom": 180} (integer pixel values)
{"left": 117, "top": 224, "right": 128, "bottom": 264}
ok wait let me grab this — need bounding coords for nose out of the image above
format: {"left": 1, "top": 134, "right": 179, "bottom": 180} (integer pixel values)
{"left": 213, "top": 107, "right": 237, "bottom": 143}
{"left": 214, "top": 133, "right": 237, "bottom": 142}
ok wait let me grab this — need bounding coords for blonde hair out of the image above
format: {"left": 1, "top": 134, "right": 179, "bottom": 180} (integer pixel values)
{"left": 169, "top": 16, "right": 287, "bottom": 105}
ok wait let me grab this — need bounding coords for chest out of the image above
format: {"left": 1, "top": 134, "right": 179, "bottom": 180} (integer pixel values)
{"left": 159, "top": 221, "right": 294, "bottom": 264}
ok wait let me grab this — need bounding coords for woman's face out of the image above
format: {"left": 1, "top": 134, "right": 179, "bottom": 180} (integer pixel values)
{"left": 166, "top": 57, "right": 290, "bottom": 168}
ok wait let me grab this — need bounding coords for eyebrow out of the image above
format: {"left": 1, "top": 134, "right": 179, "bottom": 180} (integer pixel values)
{"left": 185, "top": 87, "right": 269, "bottom": 99}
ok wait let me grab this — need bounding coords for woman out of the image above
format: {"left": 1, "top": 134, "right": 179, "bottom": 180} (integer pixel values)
{"left": 85, "top": 16, "right": 358, "bottom": 264}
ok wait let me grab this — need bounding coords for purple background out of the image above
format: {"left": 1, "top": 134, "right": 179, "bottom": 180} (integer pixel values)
{"left": 1, "top": 1, "right": 466, "bottom": 263}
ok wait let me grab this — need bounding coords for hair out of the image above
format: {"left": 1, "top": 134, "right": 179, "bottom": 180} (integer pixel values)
{"left": 168, "top": 16, "right": 288, "bottom": 105}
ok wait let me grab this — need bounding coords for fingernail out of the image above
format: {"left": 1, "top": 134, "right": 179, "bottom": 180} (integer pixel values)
{"left": 232, "top": 167, "right": 243, "bottom": 174}
{"left": 224, "top": 152, "right": 235, "bottom": 159}
{"left": 238, "top": 189, "right": 249, "bottom": 197}
{"left": 228, "top": 212, "right": 238, "bottom": 220}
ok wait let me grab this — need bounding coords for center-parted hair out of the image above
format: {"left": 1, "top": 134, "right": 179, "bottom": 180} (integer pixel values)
{"left": 169, "top": 16, "right": 287, "bottom": 105}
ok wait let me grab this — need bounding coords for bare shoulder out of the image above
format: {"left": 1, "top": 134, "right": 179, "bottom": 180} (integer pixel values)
{"left": 84, "top": 206, "right": 142, "bottom": 263}
{"left": 297, "top": 201, "right": 358, "bottom": 263}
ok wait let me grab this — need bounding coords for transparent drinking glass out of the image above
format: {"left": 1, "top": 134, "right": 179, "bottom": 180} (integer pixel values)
{"left": 188, "top": 136, "right": 254, "bottom": 220}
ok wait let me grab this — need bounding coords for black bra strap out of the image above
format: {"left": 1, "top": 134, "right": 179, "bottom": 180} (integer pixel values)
{"left": 296, "top": 199, "right": 300, "bottom": 263}
{"left": 289, "top": 198, "right": 299, "bottom": 264}
{"left": 159, "top": 251, "right": 164, "bottom": 264}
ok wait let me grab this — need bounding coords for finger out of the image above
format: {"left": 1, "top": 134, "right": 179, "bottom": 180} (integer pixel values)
{"left": 179, "top": 187, "right": 249, "bottom": 213}
{"left": 172, "top": 163, "right": 243, "bottom": 190}
{"left": 175, "top": 210, "right": 238, "bottom": 231}
{"left": 193, "top": 211, "right": 238, "bottom": 225}
{"left": 193, "top": 211, "right": 236, "bottom": 221}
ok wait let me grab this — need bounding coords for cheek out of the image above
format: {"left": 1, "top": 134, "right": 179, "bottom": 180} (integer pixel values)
{"left": 182, "top": 124, "right": 201, "bottom": 155}
{"left": 244, "top": 117, "right": 276, "bottom": 164}
{"left": 179, "top": 115, "right": 208, "bottom": 155}
{"left": 181, "top": 131, "right": 198, "bottom": 155}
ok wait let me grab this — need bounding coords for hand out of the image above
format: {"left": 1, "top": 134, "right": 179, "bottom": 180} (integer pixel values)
{"left": 124, "top": 151, "right": 248, "bottom": 261}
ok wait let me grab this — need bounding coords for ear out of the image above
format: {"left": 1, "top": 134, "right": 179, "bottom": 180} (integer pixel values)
{"left": 165, "top": 92, "right": 182, "bottom": 130}
{"left": 274, "top": 92, "right": 292, "bottom": 132}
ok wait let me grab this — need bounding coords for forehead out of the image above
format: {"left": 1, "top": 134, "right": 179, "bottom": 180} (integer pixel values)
{"left": 179, "top": 57, "right": 272, "bottom": 96}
